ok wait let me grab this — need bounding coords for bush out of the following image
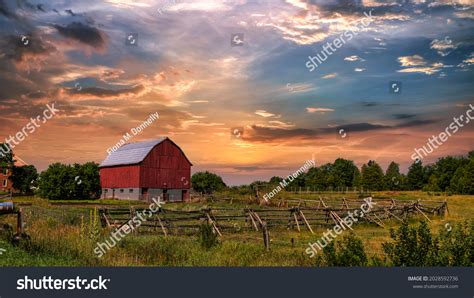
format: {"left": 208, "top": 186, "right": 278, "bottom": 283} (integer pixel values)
{"left": 316, "top": 233, "right": 368, "bottom": 266}
{"left": 198, "top": 223, "right": 219, "bottom": 249}
{"left": 38, "top": 162, "right": 101, "bottom": 200}
{"left": 192, "top": 171, "right": 226, "bottom": 194}
{"left": 382, "top": 220, "right": 473, "bottom": 266}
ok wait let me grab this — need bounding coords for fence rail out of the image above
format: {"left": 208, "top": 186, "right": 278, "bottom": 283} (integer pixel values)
{"left": 99, "top": 197, "right": 448, "bottom": 239}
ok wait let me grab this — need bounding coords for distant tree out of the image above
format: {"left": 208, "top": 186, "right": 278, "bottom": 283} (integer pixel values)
{"left": 332, "top": 158, "right": 358, "bottom": 189}
{"left": 11, "top": 165, "right": 38, "bottom": 194}
{"left": 268, "top": 176, "right": 283, "bottom": 186}
{"left": 352, "top": 168, "right": 362, "bottom": 189}
{"left": 38, "top": 162, "right": 100, "bottom": 200}
{"left": 192, "top": 171, "right": 226, "bottom": 194}
{"left": 384, "top": 161, "right": 401, "bottom": 190}
{"left": 406, "top": 161, "right": 424, "bottom": 190}
{"left": 450, "top": 159, "right": 474, "bottom": 194}
{"left": 0, "top": 143, "right": 14, "bottom": 171}
{"left": 361, "top": 160, "right": 384, "bottom": 191}
{"left": 430, "top": 156, "right": 468, "bottom": 192}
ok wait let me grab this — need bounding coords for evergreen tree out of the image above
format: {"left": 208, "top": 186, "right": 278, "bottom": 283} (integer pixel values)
{"left": 407, "top": 161, "right": 424, "bottom": 190}
{"left": 361, "top": 160, "right": 385, "bottom": 191}
{"left": 384, "top": 161, "right": 401, "bottom": 190}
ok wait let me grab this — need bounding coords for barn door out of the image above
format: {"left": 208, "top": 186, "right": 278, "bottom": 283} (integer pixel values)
{"left": 141, "top": 188, "right": 148, "bottom": 201}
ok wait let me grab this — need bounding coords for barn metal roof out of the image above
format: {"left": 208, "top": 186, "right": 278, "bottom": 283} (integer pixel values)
{"left": 99, "top": 138, "right": 167, "bottom": 167}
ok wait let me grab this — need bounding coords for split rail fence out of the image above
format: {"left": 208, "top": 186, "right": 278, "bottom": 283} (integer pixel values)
{"left": 99, "top": 197, "right": 448, "bottom": 243}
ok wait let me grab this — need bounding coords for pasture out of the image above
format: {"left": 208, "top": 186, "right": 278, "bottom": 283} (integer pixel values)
{"left": 0, "top": 191, "right": 472, "bottom": 266}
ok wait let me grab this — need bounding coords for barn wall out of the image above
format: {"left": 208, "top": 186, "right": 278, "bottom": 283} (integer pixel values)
{"left": 99, "top": 165, "right": 141, "bottom": 188}
{"left": 140, "top": 139, "right": 191, "bottom": 189}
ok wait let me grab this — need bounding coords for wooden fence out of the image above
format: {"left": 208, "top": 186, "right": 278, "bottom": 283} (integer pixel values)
{"left": 99, "top": 197, "right": 448, "bottom": 238}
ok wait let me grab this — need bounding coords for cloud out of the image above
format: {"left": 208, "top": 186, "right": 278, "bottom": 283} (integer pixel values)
{"left": 392, "top": 113, "right": 416, "bottom": 120}
{"left": 398, "top": 63, "right": 444, "bottom": 75}
{"left": 354, "top": 68, "right": 366, "bottom": 72}
{"left": 255, "top": 110, "right": 280, "bottom": 118}
{"left": 306, "top": 107, "right": 335, "bottom": 113}
{"left": 457, "top": 53, "right": 474, "bottom": 68}
{"left": 286, "top": 83, "right": 317, "bottom": 93}
{"left": 344, "top": 55, "right": 364, "bottom": 62}
{"left": 398, "top": 55, "right": 426, "bottom": 67}
{"left": 397, "top": 55, "right": 444, "bottom": 75}
{"left": 53, "top": 22, "right": 106, "bottom": 48}
{"left": 322, "top": 72, "right": 338, "bottom": 79}
{"left": 66, "top": 84, "right": 146, "bottom": 99}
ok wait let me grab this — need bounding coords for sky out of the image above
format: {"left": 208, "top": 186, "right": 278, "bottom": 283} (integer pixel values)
{"left": 0, "top": 0, "right": 473, "bottom": 185}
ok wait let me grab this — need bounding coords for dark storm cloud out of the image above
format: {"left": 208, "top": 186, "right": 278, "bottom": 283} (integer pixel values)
{"left": 65, "top": 9, "right": 76, "bottom": 17}
{"left": 0, "top": 0, "right": 18, "bottom": 19}
{"left": 392, "top": 113, "right": 417, "bottom": 120}
{"left": 68, "top": 85, "right": 145, "bottom": 98}
{"left": 396, "top": 119, "right": 438, "bottom": 128}
{"left": 1, "top": 33, "right": 55, "bottom": 62}
{"left": 361, "top": 101, "right": 378, "bottom": 107}
{"left": 53, "top": 22, "right": 105, "bottom": 48}
{"left": 243, "top": 118, "right": 436, "bottom": 143}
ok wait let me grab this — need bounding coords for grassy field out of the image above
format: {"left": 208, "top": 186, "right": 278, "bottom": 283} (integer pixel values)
{"left": 0, "top": 191, "right": 472, "bottom": 266}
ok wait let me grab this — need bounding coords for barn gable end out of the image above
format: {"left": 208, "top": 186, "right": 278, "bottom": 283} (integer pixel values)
{"left": 99, "top": 138, "right": 192, "bottom": 201}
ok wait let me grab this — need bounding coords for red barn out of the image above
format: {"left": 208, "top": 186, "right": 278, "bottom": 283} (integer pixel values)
{"left": 99, "top": 138, "right": 192, "bottom": 202}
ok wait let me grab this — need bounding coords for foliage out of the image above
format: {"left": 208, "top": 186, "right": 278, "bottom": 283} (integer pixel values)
{"left": 384, "top": 161, "right": 401, "bottom": 190}
{"left": 382, "top": 220, "right": 473, "bottom": 266}
{"left": 406, "top": 161, "right": 425, "bottom": 190}
{"left": 0, "top": 143, "right": 14, "bottom": 169}
{"left": 198, "top": 223, "right": 219, "bottom": 249}
{"left": 10, "top": 165, "right": 38, "bottom": 194}
{"left": 38, "top": 162, "right": 101, "bottom": 200}
{"left": 316, "top": 233, "right": 368, "bottom": 266}
{"left": 191, "top": 171, "right": 226, "bottom": 194}
{"left": 361, "top": 160, "right": 385, "bottom": 191}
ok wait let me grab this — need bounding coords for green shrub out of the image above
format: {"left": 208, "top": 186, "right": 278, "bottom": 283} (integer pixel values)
{"left": 382, "top": 220, "right": 473, "bottom": 266}
{"left": 198, "top": 223, "right": 219, "bottom": 249}
{"left": 316, "top": 233, "right": 368, "bottom": 266}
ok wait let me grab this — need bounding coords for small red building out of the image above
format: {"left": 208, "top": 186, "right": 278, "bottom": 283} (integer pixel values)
{"left": 99, "top": 138, "right": 192, "bottom": 201}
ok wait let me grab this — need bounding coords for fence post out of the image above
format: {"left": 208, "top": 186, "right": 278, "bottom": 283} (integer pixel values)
{"left": 261, "top": 221, "right": 270, "bottom": 251}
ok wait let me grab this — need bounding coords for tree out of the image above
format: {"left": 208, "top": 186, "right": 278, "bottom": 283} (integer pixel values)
{"left": 332, "top": 158, "right": 358, "bottom": 189}
{"left": 191, "top": 171, "right": 226, "bottom": 194}
{"left": 0, "top": 143, "right": 14, "bottom": 172}
{"left": 450, "top": 159, "right": 474, "bottom": 194}
{"left": 406, "top": 161, "right": 424, "bottom": 190}
{"left": 361, "top": 160, "right": 384, "bottom": 191}
{"left": 430, "top": 156, "right": 468, "bottom": 192}
{"left": 38, "top": 162, "right": 101, "bottom": 200}
{"left": 384, "top": 161, "right": 401, "bottom": 190}
{"left": 10, "top": 165, "right": 38, "bottom": 194}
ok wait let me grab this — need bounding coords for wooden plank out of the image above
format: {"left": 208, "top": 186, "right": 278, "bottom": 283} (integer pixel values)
{"left": 293, "top": 211, "right": 301, "bottom": 232}
{"left": 299, "top": 210, "right": 314, "bottom": 234}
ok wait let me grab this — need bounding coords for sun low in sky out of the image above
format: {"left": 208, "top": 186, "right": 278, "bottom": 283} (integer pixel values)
{"left": 0, "top": 0, "right": 473, "bottom": 185}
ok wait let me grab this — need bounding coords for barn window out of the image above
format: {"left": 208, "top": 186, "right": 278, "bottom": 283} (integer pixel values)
{"left": 104, "top": 189, "right": 108, "bottom": 193}
{"left": 2, "top": 179, "right": 7, "bottom": 187}
{"left": 120, "top": 189, "right": 124, "bottom": 193}
{"left": 2, "top": 168, "right": 7, "bottom": 175}
{"left": 129, "top": 189, "right": 133, "bottom": 193}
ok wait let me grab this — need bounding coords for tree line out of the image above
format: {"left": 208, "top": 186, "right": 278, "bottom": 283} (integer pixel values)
{"left": 2, "top": 141, "right": 473, "bottom": 199}
{"left": 198, "top": 151, "right": 474, "bottom": 195}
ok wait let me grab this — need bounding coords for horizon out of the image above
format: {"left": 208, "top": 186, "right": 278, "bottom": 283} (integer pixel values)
{"left": 1, "top": 0, "right": 474, "bottom": 186}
